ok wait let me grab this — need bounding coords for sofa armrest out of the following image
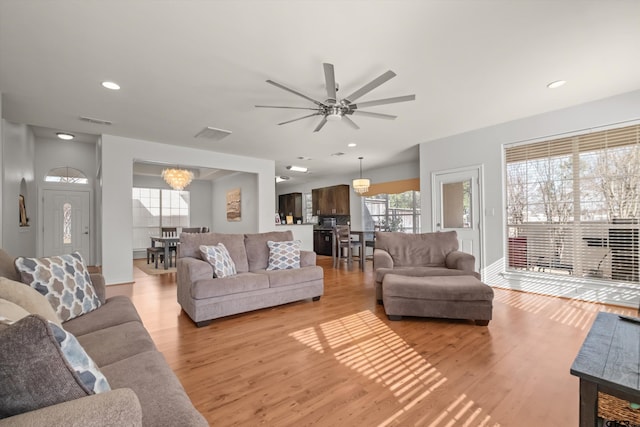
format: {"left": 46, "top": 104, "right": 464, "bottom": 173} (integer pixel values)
{"left": 89, "top": 273, "right": 106, "bottom": 304}
{"left": 0, "top": 388, "right": 142, "bottom": 427}
{"left": 177, "top": 257, "right": 213, "bottom": 286}
{"left": 373, "top": 248, "right": 394, "bottom": 270}
{"left": 445, "top": 251, "right": 477, "bottom": 274}
{"left": 300, "top": 250, "right": 316, "bottom": 267}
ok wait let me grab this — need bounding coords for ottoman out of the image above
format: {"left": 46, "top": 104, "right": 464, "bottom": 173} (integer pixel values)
{"left": 382, "top": 274, "right": 494, "bottom": 325}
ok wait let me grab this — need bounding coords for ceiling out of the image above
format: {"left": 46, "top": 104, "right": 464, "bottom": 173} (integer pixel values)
{"left": 1, "top": 1, "right": 640, "bottom": 186}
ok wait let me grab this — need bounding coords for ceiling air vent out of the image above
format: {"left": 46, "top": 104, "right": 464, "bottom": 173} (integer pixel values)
{"left": 195, "top": 126, "right": 232, "bottom": 142}
{"left": 79, "top": 116, "right": 112, "bottom": 125}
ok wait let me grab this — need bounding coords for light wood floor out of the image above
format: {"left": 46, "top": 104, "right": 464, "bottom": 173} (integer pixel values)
{"left": 111, "top": 257, "right": 636, "bottom": 427}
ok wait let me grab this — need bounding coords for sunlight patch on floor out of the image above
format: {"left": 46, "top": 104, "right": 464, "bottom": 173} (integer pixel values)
{"left": 289, "top": 310, "right": 500, "bottom": 426}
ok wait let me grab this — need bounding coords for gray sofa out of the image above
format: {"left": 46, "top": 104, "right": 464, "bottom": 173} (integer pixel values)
{"left": 0, "top": 250, "right": 208, "bottom": 427}
{"left": 177, "top": 230, "right": 324, "bottom": 326}
{"left": 373, "top": 231, "right": 480, "bottom": 303}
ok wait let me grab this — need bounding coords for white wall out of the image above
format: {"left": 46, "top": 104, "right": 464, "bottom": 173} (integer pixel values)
{"left": 212, "top": 172, "right": 259, "bottom": 233}
{"left": 0, "top": 95, "right": 3, "bottom": 245}
{"left": 277, "top": 160, "right": 420, "bottom": 230}
{"left": 101, "top": 134, "right": 275, "bottom": 285}
{"left": 420, "top": 89, "right": 640, "bottom": 284}
{"left": 132, "top": 174, "right": 213, "bottom": 231}
{"left": 1, "top": 120, "right": 36, "bottom": 257}
{"left": 35, "top": 137, "right": 98, "bottom": 262}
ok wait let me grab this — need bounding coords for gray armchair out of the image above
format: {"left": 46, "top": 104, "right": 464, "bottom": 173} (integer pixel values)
{"left": 373, "top": 231, "right": 479, "bottom": 303}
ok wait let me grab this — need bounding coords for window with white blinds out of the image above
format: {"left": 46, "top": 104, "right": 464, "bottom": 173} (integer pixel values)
{"left": 505, "top": 124, "right": 639, "bottom": 283}
{"left": 132, "top": 188, "right": 190, "bottom": 250}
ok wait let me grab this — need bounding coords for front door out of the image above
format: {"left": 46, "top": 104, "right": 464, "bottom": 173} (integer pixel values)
{"left": 432, "top": 166, "right": 483, "bottom": 272}
{"left": 43, "top": 190, "right": 91, "bottom": 263}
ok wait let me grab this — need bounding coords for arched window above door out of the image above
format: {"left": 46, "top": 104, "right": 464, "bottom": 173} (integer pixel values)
{"left": 44, "top": 167, "right": 89, "bottom": 184}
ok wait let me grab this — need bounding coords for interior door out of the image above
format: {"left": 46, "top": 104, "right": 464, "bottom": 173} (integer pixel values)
{"left": 43, "top": 189, "right": 91, "bottom": 263}
{"left": 432, "top": 167, "right": 483, "bottom": 272}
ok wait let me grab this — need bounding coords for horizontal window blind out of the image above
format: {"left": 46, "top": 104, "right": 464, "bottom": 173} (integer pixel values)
{"left": 505, "top": 124, "right": 639, "bottom": 283}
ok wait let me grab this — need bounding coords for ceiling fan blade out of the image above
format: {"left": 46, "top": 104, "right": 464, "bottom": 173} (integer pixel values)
{"left": 313, "top": 117, "right": 328, "bottom": 132}
{"left": 255, "top": 105, "right": 320, "bottom": 110}
{"left": 342, "top": 115, "right": 360, "bottom": 130}
{"left": 352, "top": 110, "right": 397, "bottom": 120}
{"left": 352, "top": 94, "right": 416, "bottom": 109}
{"left": 323, "top": 63, "right": 337, "bottom": 103}
{"left": 343, "top": 70, "right": 396, "bottom": 103}
{"left": 266, "top": 79, "right": 325, "bottom": 107}
{"left": 277, "top": 113, "right": 321, "bottom": 126}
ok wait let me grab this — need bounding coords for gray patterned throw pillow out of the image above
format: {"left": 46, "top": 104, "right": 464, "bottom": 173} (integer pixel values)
{"left": 14, "top": 252, "right": 101, "bottom": 322}
{"left": 200, "top": 244, "right": 237, "bottom": 278}
{"left": 48, "top": 321, "right": 110, "bottom": 393}
{"left": 266, "top": 240, "right": 301, "bottom": 270}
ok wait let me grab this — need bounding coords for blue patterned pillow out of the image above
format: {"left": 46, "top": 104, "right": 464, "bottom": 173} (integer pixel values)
{"left": 200, "top": 244, "right": 237, "bottom": 278}
{"left": 266, "top": 240, "right": 301, "bottom": 270}
{"left": 15, "top": 252, "right": 101, "bottom": 322}
{"left": 48, "top": 321, "right": 110, "bottom": 394}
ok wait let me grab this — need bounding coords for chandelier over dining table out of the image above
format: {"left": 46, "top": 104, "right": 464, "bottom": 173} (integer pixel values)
{"left": 352, "top": 157, "right": 370, "bottom": 195}
{"left": 162, "top": 168, "right": 194, "bottom": 191}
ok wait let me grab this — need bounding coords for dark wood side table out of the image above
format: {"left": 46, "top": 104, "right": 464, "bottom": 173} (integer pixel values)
{"left": 570, "top": 312, "right": 640, "bottom": 426}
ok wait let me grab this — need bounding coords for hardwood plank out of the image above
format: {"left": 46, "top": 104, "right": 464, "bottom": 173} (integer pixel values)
{"left": 114, "top": 257, "right": 637, "bottom": 426}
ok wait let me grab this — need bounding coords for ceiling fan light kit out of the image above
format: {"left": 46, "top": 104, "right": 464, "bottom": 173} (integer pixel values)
{"left": 257, "top": 63, "right": 415, "bottom": 132}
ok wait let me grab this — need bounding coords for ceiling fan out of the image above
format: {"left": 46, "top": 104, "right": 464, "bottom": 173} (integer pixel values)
{"left": 256, "top": 63, "right": 416, "bottom": 132}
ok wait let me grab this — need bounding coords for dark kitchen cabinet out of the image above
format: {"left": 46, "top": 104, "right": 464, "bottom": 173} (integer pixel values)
{"left": 278, "top": 193, "right": 302, "bottom": 219}
{"left": 312, "top": 185, "right": 350, "bottom": 215}
{"left": 314, "top": 230, "right": 333, "bottom": 256}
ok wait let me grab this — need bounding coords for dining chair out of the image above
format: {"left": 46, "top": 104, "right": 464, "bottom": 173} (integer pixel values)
{"left": 161, "top": 227, "right": 178, "bottom": 267}
{"left": 332, "top": 225, "right": 362, "bottom": 269}
{"left": 181, "top": 227, "right": 201, "bottom": 233}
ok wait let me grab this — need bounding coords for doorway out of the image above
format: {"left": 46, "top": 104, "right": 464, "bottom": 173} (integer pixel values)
{"left": 42, "top": 189, "right": 91, "bottom": 263}
{"left": 432, "top": 165, "right": 484, "bottom": 272}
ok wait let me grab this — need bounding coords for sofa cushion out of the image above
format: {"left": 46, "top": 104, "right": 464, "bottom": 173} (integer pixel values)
{"left": 266, "top": 240, "right": 301, "bottom": 270}
{"left": 375, "top": 266, "right": 475, "bottom": 284}
{"left": 260, "top": 265, "right": 324, "bottom": 288}
{"left": 179, "top": 232, "right": 249, "bottom": 273}
{"left": 62, "top": 295, "right": 142, "bottom": 337}
{"left": 14, "top": 252, "right": 101, "bottom": 322}
{"left": 0, "top": 315, "right": 97, "bottom": 419}
{"left": 100, "top": 350, "right": 209, "bottom": 427}
{"left": 200, "top": 244, "right": 237, "bottom": 278}
{"left": 0, "top": 277, "right": 61, "bottom": 325}
{"left": 191, "top": 272, "right": 269, "bottom": 299}
{"left": 0, "top": 249, "right": 20, "bottom": 282}
{"left": 76, "top": 321, "right": 157, "bottom": 367}
{"left": 375, "top": 231, "right": 459, "bottom": 267}
{"left": 245, "top": 231, "right": 294, "bottom": 271}
{"left": 0, "top": 298, "right": 30, "bottom": 322}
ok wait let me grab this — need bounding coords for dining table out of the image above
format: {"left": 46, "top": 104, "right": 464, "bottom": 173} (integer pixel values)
{"left": 150, "top": 236, "right": 180, "bottom": 269}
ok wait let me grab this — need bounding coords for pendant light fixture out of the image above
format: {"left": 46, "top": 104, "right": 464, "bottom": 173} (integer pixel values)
{"left": 162, "top": 167, "right": 194, "bottom": 191}
{"left": 352, "top": 157, "right": 370, "bottom": 195}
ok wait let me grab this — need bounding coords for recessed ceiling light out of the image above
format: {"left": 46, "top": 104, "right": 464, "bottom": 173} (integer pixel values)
{"left": 56, "top": 132, "right": 75, "bottom": 140}
{"left": 297, "top": 156, "right": 312, "bottom": 161}
{"left": 101, "top": 81, "right": 121, "bottom": 90}
{"left": 347, "top": 143, "right": 357, "bottom": 148}
{"left": 331, "top": 152, "right": 345, "bottom": 157}
{"left": 547, "top": 80, "right": 566, "bottom": 89}
{"left": 286, "top": 165, "right": 308, "bottom": 173}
